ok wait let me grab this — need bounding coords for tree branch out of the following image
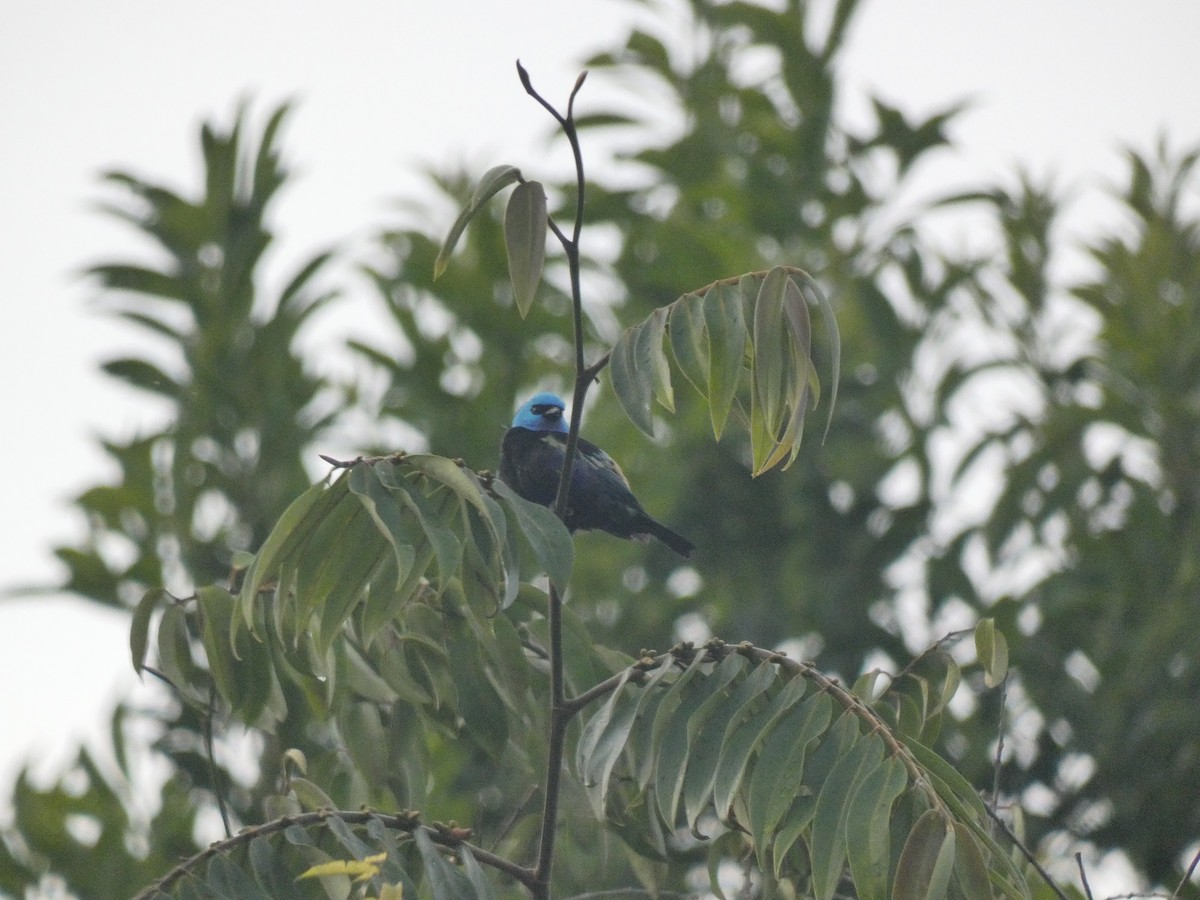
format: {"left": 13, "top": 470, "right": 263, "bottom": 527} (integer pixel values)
{"left": 516, "top": 61, "right": 594, "bottom": 900}
{"left": 130, "top": 809, "right": 535, "bottom": 900}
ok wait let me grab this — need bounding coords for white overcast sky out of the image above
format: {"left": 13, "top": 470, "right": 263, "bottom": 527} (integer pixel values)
{"left": 2, "top": 0, "right": 1198, "bottom": 886}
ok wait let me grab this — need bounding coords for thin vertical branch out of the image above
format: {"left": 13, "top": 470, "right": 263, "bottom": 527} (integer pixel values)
{"left": 204, "top": 684, "right": 233, "bottom": 838}
{"left": 991, "top": 670, "right": 1009, "bottom": 812}
{"left": 1075, "top": 852, "right": 1095, "bottom": 900}
{"left": 516, "top": 60, "right": 595, "bottom": 900}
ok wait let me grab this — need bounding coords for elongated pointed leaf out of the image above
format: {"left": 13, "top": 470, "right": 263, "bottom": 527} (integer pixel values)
{"left": 746, "top": 689, "right": 834, "bottom": 862}
{"left": 434, "top": 164, "right": 521, "bottom": 279}
{"left": 772, "top": 709, "right": 860, "bottom": 875}
{"left": 975, "top": 618, "right": 1009, "bottom": 688}
{"left": 413, "top": 828, "right": 476, "bottom": 900}
{"left": 952, "top": 822, "right": 994, "bottom": 899}
{"left": 349, "top": 462, "right": 421, "bottom": 585}
{"left": 492, "top": 478, "right": 573, "bottom": 588}
{"left": 796, "top": 272, "right": 841, "bottom": 442}
{"left": 240, "top": 476, "right": 341, "bottom": 630}
{"left": 130, "top": 588, "right": 166, "bottom": 675}
{"left": 683, "top": 659, "right": 778, "bottom": 835}
{"left": 504, "top": 180, "right": 547, "bottom": 317}
{"left": 845, "top": 754, "right": 911, "bottom": 900}
{"left": 893, "top": 809, "right": 955, "bottom": 900}
{"left": 375, "top": 463, "right": 462, "bottom": 586}
{"left": 459, "top": 846, "right": 497, "bottom": 900}
{"left": 667, "top": 292, "right": 710, "bottom": 395}
{"left": 654, "top": 652, "right": 747, "bottom": 826}
{"left": 703, "top": 280, "right": 748, "bottom": 438}
{"left": 712, "top": 675, "right": 808, "bottom": 822}
{"left": 752, "top": 266, "right": 790, "bottom": 441}
{"left": 810, "top": 733, "right": 885, "bottom": 899}
{"left": 612, "top": 306, "right": 670, "bottom": 436}
{"left": 577, "top": 670, "right": 640, "bottom": 816}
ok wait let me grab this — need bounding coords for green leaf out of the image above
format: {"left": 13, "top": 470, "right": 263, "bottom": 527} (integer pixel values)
{"left": 975, "top": 618, "right": 1009, "bottom": 688}
{"left": 772, "top": 709, "right": 860, "bottom": 876}
{"left": 249, "top": 834, "right": 293, "bottom": 897}
{"left": 900, "top": 737, "right": 990, "bottom": 824}
{"left": 951, "top": 822, "right": 994, "bottom": 899}
{"left": 667, "top": 292, "right": 711, "bottom": 396}
{"left": 712, "top": 674, "right": 808, "bottom": 823}
{"left": 810, "top": 733, "right": 885, "bottom": 899}
{"left": 291, "top": 777, "right": 335, "bottom": 811}
{"left": 198, "top": 585, "right": 239, "bottom": 706}
{"left": 746, "top": 690, "right": 833, "bottom": 862}
{"left": 413, "top": 827, "right": 474, "bottom": 900}
{"left": 577, "top": 670, "right": 640, "bottom": 816}
{"left": 240, "top": 475, "right": 346, "bottom": 631}
{"left": 752, "top": 266, "right": 790, "bottom": 448}
{"left": 704, "top": 280, "right": 748, "bottom": 438}
{"left": 434, "top": 164, "right": 522, "bottom": 279}
{"left": 491, "top": 478, "right": 573, "bottom": 588}
{"left": 101, "top": 357, "right": 180, "bottom": 398}
{"left": 206, "top": 851, "right": 271, "bottom": 900}
{"left": 654, "top": 652, "right": 747, "bottom": 826}
{"left": 130, "top": 588, "right": 166, "bottom": 675}
{"left": 683, "top": 660, "right": 779, "bottom": 834}
{"left": 795, "top": 271, "right": 840, "bottom": 443}
{"left": 503, "top": 180, "right": 547, "bottom": 317}
{"left": 611, "top": 306, "right": 671, "bottom": 436}
{"left": 446, "top": 624, "right": 509, "bottom": 758}
{"left": 377, "top": 464, "right": 463, "bottom": 587}
{"left": 459, "top": 846, "right": 497, "bottom": 900}
{"left": 893, "top": 809, "right": 955, "bottom": 900}
{"left": 845, "top": 754, "right": 910, "bottom": 900}
{"left": 349, "top": 462, "right": 420, "bottom": 590}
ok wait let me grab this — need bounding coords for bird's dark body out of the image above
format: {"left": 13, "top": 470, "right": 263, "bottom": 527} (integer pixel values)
{"left": 499, "top": 408, "right": 694, "bottom": 558}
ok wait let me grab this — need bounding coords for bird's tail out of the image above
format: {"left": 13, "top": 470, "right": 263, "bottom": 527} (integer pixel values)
{"left": 636, "top": 516, "right": 695, "bottom": 559}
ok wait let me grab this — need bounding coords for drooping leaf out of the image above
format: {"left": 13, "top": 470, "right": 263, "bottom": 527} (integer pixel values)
{"left": 611, "top": 305, "right": 671, "bottom": 436}
{"left": 810, "top": 733, "right": 885, "bottom": 899}
{"left": 130, "top": 587, "right": 166, "bottom": 675}
{"left": 503, "top": 180, "right": 548, "bottom": 317}
{"left": 975, "top": 618, "right": 1009, "bottom": 688}
{"left": 893, "top": 809, "right": 955, "bottom": 900}
{"left": 491, "top": 478, "right": 573, "bottom": 588}
{"left": 434, "top": 164, "right": 522, "bottom": 279}
{"left": 704, "top": 280, "right": 748, "bottom": 438}
{"left": 845, "top": 754, "right": 911, "bottom": 900}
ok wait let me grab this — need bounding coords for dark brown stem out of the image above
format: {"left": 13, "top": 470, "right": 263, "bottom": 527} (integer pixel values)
{"left": 204, "top": 683, "right": 233, "bottom": 839}
{"left": 1075, "top": 852, "right": 1095, "bottom": 900}
{"left": 1173, "top": 844, "right": 1200, "bottom": 898}
{"left": 984, "top": 805, "right": 1071, "bottom": 900}
{"left": 517, "top": 61, "right": 593, "bottom": 900}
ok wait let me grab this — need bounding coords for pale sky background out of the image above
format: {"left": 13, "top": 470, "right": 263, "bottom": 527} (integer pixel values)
{"left": 2, "top": 0, "right": 1198, "bottom": 891}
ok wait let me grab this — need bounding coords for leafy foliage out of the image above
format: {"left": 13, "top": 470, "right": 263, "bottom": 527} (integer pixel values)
{"left": 5, "top": 0, "right": 1200, "bottom": 897}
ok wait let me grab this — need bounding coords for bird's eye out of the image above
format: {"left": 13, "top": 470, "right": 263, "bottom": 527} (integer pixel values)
{"left": 532, "top": 404, "right": 561, "bottom": 417}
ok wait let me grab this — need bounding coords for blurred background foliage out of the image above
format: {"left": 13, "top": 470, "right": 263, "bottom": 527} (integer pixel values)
{"left": 2, "top": 0, "right": 1198, "bottom": 895}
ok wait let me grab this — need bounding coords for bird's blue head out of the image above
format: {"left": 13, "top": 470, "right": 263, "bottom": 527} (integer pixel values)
{"left": 512, "top": 392, "right": 568, "bottom": 433}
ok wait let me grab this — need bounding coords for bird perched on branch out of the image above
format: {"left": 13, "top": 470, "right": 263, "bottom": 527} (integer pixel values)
{"left": 499, "top": 392, "right": 695, "bottom": 558}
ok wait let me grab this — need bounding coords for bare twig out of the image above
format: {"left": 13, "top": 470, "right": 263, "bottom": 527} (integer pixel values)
{"left": 1076, "top": 852, "right": 1095, "bottom": 900}
{"left": 991, "top": 670, "right": 1010, "bottom": 813}
{"left": 204, "top": 683, "right": 233, "bottom": 839}
{"left": 1173, "top": 843, "right": 1200, "bottom": 898}
{"left": 984, "top": 805, "right": 1071, "bottom": 900}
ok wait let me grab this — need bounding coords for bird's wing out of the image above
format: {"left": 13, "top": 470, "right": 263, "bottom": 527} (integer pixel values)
{"left": 573, "top": 437, "right": 635, "bottom": 495}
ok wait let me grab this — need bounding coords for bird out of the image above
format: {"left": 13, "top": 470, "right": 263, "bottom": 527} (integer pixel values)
{"left": 499, "top": 392, "right": 695, "bottom": 558}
